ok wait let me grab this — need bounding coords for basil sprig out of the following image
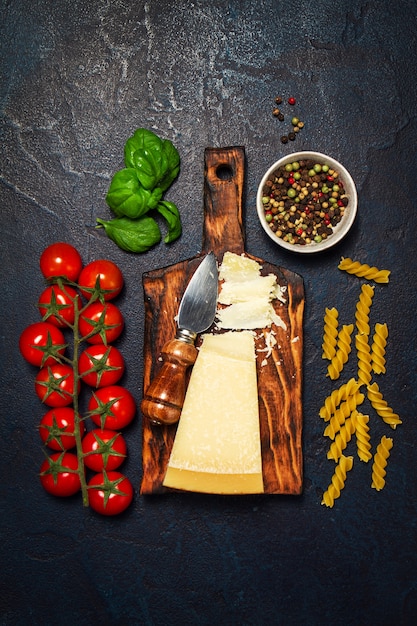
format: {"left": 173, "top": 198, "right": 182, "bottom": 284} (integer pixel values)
{"left": 97, "top": 128, "right": 181, "bottom": 253}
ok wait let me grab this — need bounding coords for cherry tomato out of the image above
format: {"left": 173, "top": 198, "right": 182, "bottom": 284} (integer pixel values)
{"left": 78, "top": 344, "right": 125, "bottom": 388}
{"left": 88, "top": 471, "right": 133, "bottom": 515}
{"left": 19, "top": 322, "right": 66, "bottom": 367}
{"left": 88, "top": 385, "right": 136, "bottom": 430}
{"left": 35, "top": 363, "right": 80, "bottom": 407}
{"left": 78, "top": 259, "right": 124, "bottom": 301}
{"left": 82, "top": 429, "right": 127, "bottom": 471}
{"left": 40, "top": 452, "right": 81, "bottom": 497}
{"left": 40, "top": 242, "right": 83, "bottom": 282}
{"left": 39, "top": 407, "right": 85, "bottom": 450}
{"left": 79, "top": 301, "right": 124, "bottom": 344}
{"left": 38, "top": 284, "right": 79, "bottom": 327}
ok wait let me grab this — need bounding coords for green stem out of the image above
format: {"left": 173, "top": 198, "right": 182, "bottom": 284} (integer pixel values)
{"left": 72, "top": 295, "right": 89, "bottom": 507}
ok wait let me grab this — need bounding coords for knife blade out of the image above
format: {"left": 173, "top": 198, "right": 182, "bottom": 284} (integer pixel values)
{"left": 141, "top": 252, "right": 218, "bottom": 425}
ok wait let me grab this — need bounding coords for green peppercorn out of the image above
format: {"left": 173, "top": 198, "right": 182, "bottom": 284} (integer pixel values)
{"left": 287, "top": 188, "right": 297, "bottom": 198}
{"left": 291, "top": 117, "right": 299, "bottom": 126}
{"left": 285, "top": 163, "right": 293, "bottom": 172}
{"left": 314, "top": 164, "right": 322, "bottom": 173}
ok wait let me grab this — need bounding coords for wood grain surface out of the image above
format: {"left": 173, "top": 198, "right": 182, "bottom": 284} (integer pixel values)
{"left": 140, "top": 146, "right": 304, "bottom": 495}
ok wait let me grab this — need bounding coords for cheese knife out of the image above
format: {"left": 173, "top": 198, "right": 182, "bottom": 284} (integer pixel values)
{"left": 141, "top": 252, "right": 218, "bottom": 426}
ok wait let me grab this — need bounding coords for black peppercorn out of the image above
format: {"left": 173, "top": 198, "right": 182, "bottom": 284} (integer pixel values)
{"left": 281, "top": 135, "right": 289, "bottom": 144}
{"left": 288, "top": 132, "right": 296, "bottom": 141}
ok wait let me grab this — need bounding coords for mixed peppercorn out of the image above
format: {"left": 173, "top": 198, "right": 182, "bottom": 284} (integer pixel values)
{"left": 261, "top": 159, "right": 349, "bottom": 245}
{"left": 272, "top": 95, "right": 305, "bottom": 144}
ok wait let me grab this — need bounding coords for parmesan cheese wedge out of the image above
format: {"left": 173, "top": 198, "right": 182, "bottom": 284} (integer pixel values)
{"left": 163, "top": 331, "right": 264, "bottom": 494}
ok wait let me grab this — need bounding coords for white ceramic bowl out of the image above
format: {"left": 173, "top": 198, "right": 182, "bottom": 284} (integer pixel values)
{"left": 256, "top": 151, "right": 357, "bottom": 253}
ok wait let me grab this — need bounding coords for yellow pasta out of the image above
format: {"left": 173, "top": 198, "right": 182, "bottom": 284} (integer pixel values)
{"left": 354, "top": 411, "right": 372, "bottom": 462}
{"left": 327, "top": 415, "right": 357, "bottom": 462}
{"left": 319, "top": 377, "right": 360, "bottom": 421}
{"left": 355, "top": 333, "right": 373, "bottom": 388}
{"left": 355, "top": 284, "right": 375, "bottom": 336}
{"left": 326, "top": 324, "right": 354, "bottom": 380}
{"left": 371, "top": 322, "right": 388, "bottom": 374}
{"left": 324, "top": 390, "right": 365, "bottom": 439}
{"left": 367, "top": 382, "right": 402, "bottom": 429}
{"left": 322, "top": 454, "right": 354, "bottom": 508}
{"left": 338, "top": 257, "right": 391, "bottom": 283}
{"left": 322, "top": 307, "right": 339, "bottom": 360}
{"left": 371, "top": 436, "right": 393, "bottom": 491}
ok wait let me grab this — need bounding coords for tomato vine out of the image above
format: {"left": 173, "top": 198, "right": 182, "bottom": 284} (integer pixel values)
{"left": 20, "top": 243, "right": 136, "bottom": 515}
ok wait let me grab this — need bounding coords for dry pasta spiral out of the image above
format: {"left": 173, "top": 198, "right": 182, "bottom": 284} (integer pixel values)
{"left": 324, "top": 390, "right": 365, "bottom": 439}
{"left": 327, "top": 415, "right": 357, "bottom": 462}
{"left": 371, "top": 322, "right": 388, "bottom": 375}
{"left": 354, "top": 411, "right": 372, "bottom": 462}
{"left": 367, "top": 382, "right": 402, "bottom": 429}
{"left": 319, "top": 377, "right": 360, "bottom": 421}
{"left": 338, "top": 257, "right": 391, "bottom": 283}
{"left": 326, "top": 324, "right": 354, "bottom": 380}
{"left": 321, "top": 454, "right": 354, "bottom": 508}
{"left": 322, "top": 307, "right": 339, "bottom": 360}
{"left": 355, "top": 284, "right": 374, "bottom": 336}
{"left": 355, "top": 333, "right": 373, "bottom": 388}
{"left": 371, "top": 435, "right": 393, "bottom": 491}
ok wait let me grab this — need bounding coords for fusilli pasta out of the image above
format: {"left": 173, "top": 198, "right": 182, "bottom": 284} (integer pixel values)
{"left": 327, "top": 415, "right": 357, "bottom": 462}
{"left": 367, "top": 382, "right": 402, "bottom": 429}
{"left": 355, "top": 284, "right": 374, "bottom": 336}
{"left": 354, "top": 411, "right": 372, "bottom": 462}
{"left": 371, "top": 435, "right": 393, "bottom": 491}
{"left": 327, "top": 324, "right": 354, "bottom": 380}
{"left": 371, "top": 322, "right": 388, "bottom": 375}
{"left": 338, "top": 257, "right": 391, "bottom": 283}
{"left": 355, "top": 333, "right": 373, "bottom": 388}
{"left": 319, "top": 377, "right": 360, "bottom": 421}
{"left": 321, "top": 454, "right": 354, "bottom": 508}
{"left": 324, "top": 390, "right": 365, "bottom": 439}
{"left": 322, "top": 307, "right": 339, "bottom": 360}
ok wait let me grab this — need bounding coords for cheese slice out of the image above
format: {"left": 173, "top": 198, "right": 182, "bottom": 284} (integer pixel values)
{"left": 219, "top": 251, "right": 262, "bottom": 282}
{"left": 216, "top": 251, "right": 286, "bottom": 331}
{"left": 218, "top": 274, "right": 277, "bottom": 305}
{"left": 163, "top": 331, "right": 264, "bottom": 494}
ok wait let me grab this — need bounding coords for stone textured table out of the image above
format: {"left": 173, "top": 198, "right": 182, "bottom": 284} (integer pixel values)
{"left": 1, "top": 1, "right": 417, "bottom": 624}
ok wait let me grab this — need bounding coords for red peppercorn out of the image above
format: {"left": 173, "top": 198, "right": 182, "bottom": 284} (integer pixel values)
{"left": 296, "top": 228, "right": 303, "bottom": 236}
{"left": 327, "top": 175, "right": 334, "bottom": 181}
{"left": 288, "top": 97, "right": 296, "bottom": 105}
{"left": 288, "top": 177, "right": 295, "bottom": 185}
{"left": 337, "top": 200, "right": 344, "bottom": 207}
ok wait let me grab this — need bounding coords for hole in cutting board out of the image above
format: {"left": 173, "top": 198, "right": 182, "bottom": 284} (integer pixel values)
{"left": 215, "top": 163, "right": 234, "bottom": 181}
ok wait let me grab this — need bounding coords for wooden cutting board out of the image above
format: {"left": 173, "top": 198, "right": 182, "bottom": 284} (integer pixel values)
{"left": 140, "top": 146, "right": 304, "bottom": 495}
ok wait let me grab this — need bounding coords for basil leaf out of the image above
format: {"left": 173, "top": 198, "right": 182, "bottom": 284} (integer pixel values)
{"left": 96, "top": 216, "right": 161, "bottom": 253}
{"left": 106, "top": 168, "right": 161, "bottom": 219}
{"left": 158, "top": 140, "right": 180, "bottom": 192}
{"left": 156, "top": 200, "right": 182, "bottom": 243}
{"left": 124, "top": 128, "right": 163, "bottom": 169}
{"left": 131, "top": 148, "right": 163, "bottom": 190}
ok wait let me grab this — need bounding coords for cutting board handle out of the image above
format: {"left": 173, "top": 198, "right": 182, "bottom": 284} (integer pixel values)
{"left": 202, "top": 146, "right": 245, "bottom": 257}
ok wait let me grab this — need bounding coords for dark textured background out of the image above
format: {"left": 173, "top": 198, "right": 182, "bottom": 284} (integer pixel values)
{"left": 1, "top": 1, "right": 417, "bottom": 624}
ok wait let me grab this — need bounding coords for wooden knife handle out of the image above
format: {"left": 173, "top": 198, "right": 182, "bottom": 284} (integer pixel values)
{"left": 140, "top": 338, "right": 198, "bottom": 425}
